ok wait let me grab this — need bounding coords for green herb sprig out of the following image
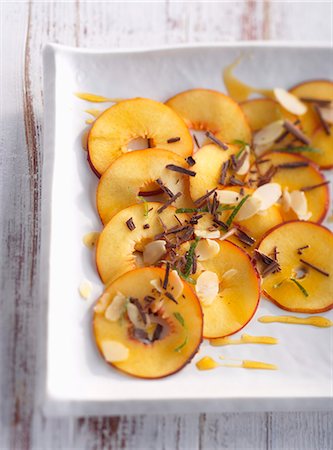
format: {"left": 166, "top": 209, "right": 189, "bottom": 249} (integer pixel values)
{"left": 137, "top": 196, "right": 149, "bottom": 217}
{"left": 173, "top": 312, "right": 188, "bottom": 352}
{"left": 225, "top": 195, "right": 250, "bottom": 228}
{"left": 274, "top": 146, "right": 321, "bottom": 154}
{"left": 290, "top": 278, "right": 309, "bottom": 297}
{"left": 183, "top": 237, "right": 200, "bottom": 277}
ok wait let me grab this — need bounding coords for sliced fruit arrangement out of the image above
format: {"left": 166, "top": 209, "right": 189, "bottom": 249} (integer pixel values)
{"left": 257, "top": 221, "right": 333, "bottom": 313}
{"left": 88, "top": 97, "right": 193, "bottom": 175}
{"left": 78, "top": 69, "right": 333, "bottom": 379}
{"left": 97, "top": 148, "right": 194, "bottom": 224}
{"left": 96, "top": 202, "right": 188, "bottom": 284}
{"left": 165, "top": 88, "right": 252, "bottom": 144}
{"left": 93, "top": 267, "right": 203, "bottom": 378}
{"left": 180, "top": 239, "right": 260, "bottom": 338}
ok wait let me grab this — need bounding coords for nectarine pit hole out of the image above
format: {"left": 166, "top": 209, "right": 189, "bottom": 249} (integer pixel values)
{"left": 127, "top": 137, "right": 151, "bottom": 151}
{"left": 129, "top": 313, "right": 171, "bottom": 344}
{"left": 294, "top": 267, "right": 308, "bottom": 280}
{"left": 138, "top": 181, "right": 164, "bottom": 198}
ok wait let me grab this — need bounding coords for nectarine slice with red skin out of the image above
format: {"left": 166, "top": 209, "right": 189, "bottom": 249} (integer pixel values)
{"left": 165, "top": 89, "right": 251, "bottom": 144}
{"left": 240, "top": 98, "right": 297, "bottom": 132}
{"left": 93, "top": 267, "right": 203, "bottom": 379}
{"left": 88, "top": 98, "right": 193, "bottom": 175}
{"left": 246, "top": 152, "right": 329, "bottom": 223}
{"left": 257, "top": 221, "right": 333, "bottom": 313}
{"left": 190, "top": 239, "right": 260, "bottom": 338}
{"left": 310, "top": 125, "right": 333, "bottom": 169}
{"left": 97, "top": 148, "right": 194, "bottom": 224}
{"left": 96, "top": 202, "right": 188, "bottom": 285}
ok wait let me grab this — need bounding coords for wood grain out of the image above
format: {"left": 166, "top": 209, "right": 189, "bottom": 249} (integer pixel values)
{"left": 0, "top": 1, "right": 332, "bottom": 449}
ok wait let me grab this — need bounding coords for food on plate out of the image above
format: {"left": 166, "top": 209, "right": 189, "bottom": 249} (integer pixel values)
{"left": 166, "top": 88, "right": 251, "bottom": 144}
{"left": 88, "top": 97, "right": 193, "bottom": 175}
{"left": 93, "top": 267, "right": 203, "bottom": 378}
{"left": 257, "top": 221, "right": 333, "bottom": 313}
{"left": 97, "top": 148, "right": 194, "bottom": 224}
{"left": 96, "top": 202, "right": 188, "bottom": 284}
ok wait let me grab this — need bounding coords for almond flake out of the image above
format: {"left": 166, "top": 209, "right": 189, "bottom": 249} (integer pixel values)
{"left": 94, "top": 292, "right": 111, "bottom": 314}
{"left": 253, "top": 120, "right": 284, "bottom": 148}
{"left": 150, "top": 278, "right": 163, "bottom": 293}
{"left": 221, "top": 269, "right": 238, "bottom": 282}
{"left": 319, "top": 105, "right": 333, "bottom": 124}
{"left": 195, "top": 271, "right": 219, "bottom": 306}
{"left": 104, "top": 292, "right": 127, "bottom": 322}
{"left": 219, "top": 227, "right": 237, "bottom": 241}
{"left": 236, "top": 147, "right": 251, "bottom": 175}
{"left": 289, "top": 190, "right": 312, "bottom": 220}
{"left": 274, "top": 88, "right": 307, "bottom": 116}
{"left": 78, "top": 279, "right": 93, "bottom": 299}
{"left": 195, "top": 239, "right": 220, "bottom": 261}
{"left": 253, "top": 183, "right": 282, "bottom": 211}
{"left": 195, "top": 229, "right": 221, "bottom": 239}
{"left": 143, "top": 240, "right": 166, "bottom": 265}
{"left": 281, "top": 187, "right": 291, "bottom": 212}
{"left": 235, "top": 196, "right": 262, "bottom": 221}
{"left": 127, "top": 302, "right": 148, "bottom": 329}
{"left": 169, "top": 270, "right": 184, "bottom": 299}
{"left": 216, "top": 190, "right": 240, "bottom": 204}
{"left": 101, "top": 340, "right": 129, "bottom": 362}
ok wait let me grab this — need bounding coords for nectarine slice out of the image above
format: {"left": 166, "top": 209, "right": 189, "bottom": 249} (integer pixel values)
{"left": 97, "top": 148, "right": 193, "bottom": 224}
{"left": 246, "top": 152, "right": 329, "bottom": 223}
{"left": 240, "top": 98, "right": 296, "bottom": 131}
{"left": 96, "top": 202, "right": 188, "bottom": 284}
{"left": 165, "top": 89, "right": 251, "bottom": 144}
{"left": 257, "top": 221, "right": 333, "bottom": 313}
{"left": 88, "top": 98, "right": 193, "bottom": 175}
{"left": 190, "top": 240, "right": 260, "bottom": 338}
{"left": 93, "top": 267, "right": 203, "bottom": 379}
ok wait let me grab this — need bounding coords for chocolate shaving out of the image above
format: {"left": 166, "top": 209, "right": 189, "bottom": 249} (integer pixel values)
{"left": 275, "top": 119, "right": 300, "bottom": 143}
{"left": 210, "top": 192, "right": 219, "bottom": 216}
{"left": 163, "top": 262, "right": 171, "bottom": 290}
{"left": 219, "top": 160, "right": 230, "bottom": 185}
{"left": 239, "top": 187, "right": 245, "bottom": 197}
{"left": 129, "top": 297, "right": 147, "bottom": 324}
{"left": 272, "top": 246, "right": 278, "bottom": 261}
{"left": 166, "top": 164, "right": 196, "bottom": 177}
{"left": 165, "top": 291, "right": 178, "bottom": 304}
{"left": 174, "top": 214, "right": 183, "bottom": 226}
{"left": 143, "top": 223, "right": 150, "bottom": 229}
{"left": 234, "top": 150, "right": 248, "bottom": 171}
{"left": 212, "top": 217, "right": 228, "bottom": 230}
{"left": 300, "top": 97, "right": 332, "bottom": 107}
{"left": 165, "top": 224, "right": 192, "bottom": 235}
{"left": 257, "top": 165, "right": 277, "bottom": 186}
{"left": 257, "top": 158, "right": 271, "bottom": 165}
{"left": 157, "top": 192, "right": 182, "bottom": 213}
{"left": 278, "top": 161, "right": 309, "bottom": 169}
{"left": 235, "top": 229, "right": 255, "bottom": 246}
{"left": 205, "top": 131, "right": 229, "bottom": 150}
{"left": 301, "top": 181, "right": 330, "bottom": 192}
{"left": 156, "top": 178, "right": 174, "bottom": 198}
{"left": 144, "top": 295, "right": 155, "bottom": 304}
{"left": 193, "top": 134, "right": 200, "bottom": 149}
{"left": 126, "top": 217, "right": 136, "bottom": 231}
{"left": 229, "top": 176, "right": 245, "bottom": 186}
{"left": 194, "top": 187, "right": 217, "bottom": 206}
{"left": 190, "top": 214, "right": 203, "bottom": 225}
{"left": 151, "top": 323, "right": 163, "bottom": 342}
{"left": 283, "top": 120, "right": 310, "bottom": 146}
{"left": 192, "top": 253, "right": 197, "bottom": 274}
{"left": 313, "top": 104, "right": 331, "bottom": 135}
{"left": 167, "top": 136, "right": 181, "bottom": 143}
{"left": 185, "top": 156, "right": 196, "bottom": 166}
{"left": 297, "top": 245, "right": 309, "bottom": 255}
{"left": 299, "top": 258, "right": 330, "bottom": 277}
{"left": 254, "top": 250, "right": 281, "bottom": 277}
{"left": 230, "top": 155, "right": 237, "bottom": 170}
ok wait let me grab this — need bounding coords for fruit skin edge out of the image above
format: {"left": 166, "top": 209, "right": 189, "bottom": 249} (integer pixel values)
{"left": 255, "top": 220, "right": 333, "bottom": 314}
{"left": 92, "top": 268, "right": 204, "bottom": 380}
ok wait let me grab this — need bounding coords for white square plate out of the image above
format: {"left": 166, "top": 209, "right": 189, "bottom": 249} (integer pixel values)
{"left": 42, "top": 42, "right": 333, "bottom": 416}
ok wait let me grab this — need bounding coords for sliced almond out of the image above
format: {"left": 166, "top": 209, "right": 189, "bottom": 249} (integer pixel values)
{"left": 150, "top": 278, "right": 163, "bottom": 293}
{"left": 319, "top": 105, "right": 333, "bottom": 124}
{"left": 143, "top": 240, "right": 166, "bottom": 265}
{"left": 78, "top": 279, "right": 93, "bottom": 299}
{"left": 235, "top": 196, "right": 262, "bottom": 221}
{"left": 195, "top": 229, "right": 221, "bottom": 239}
{"left": 104, "top": 292, "right": 127, "bottom": 322}
{"left": 101, "top": 340, "right": 129, "bottom": 362}
{"left": 195, "top": 239, "right": 220, "bottom": 261}
{"left": 254, "top": 142, "right": 272, "bottom": 157}
{"left": 150, "top": 297, "right": 164, "bottom": 314}
{"left": 290, "top": 190, "right": 312, "bottom": 220}
{"left": 216, "top": 190, "right": 240, "bottom": 204}
{"left": 94, "top": 292, "right": 111, "bottom": 314}
{"left": 253, "top": 183, "right": 282, "bottom": 211}
{"left": 219, "top": 227, "right": 237, "bottom": 241}
{"left": 195, "top": 270, "right": 219, "bottom": 306}
{"left": 281, "top": 187, "right": 291, "bottom": 212}
{"left": 134, "top": 251, "right": 144, "bottom": 267}
{"left": 221, "top": 268, "right": 238, "bottom": 283}
{"left": 127, "top": 302, "right": 148, "bottom": 329}
{"left": 253, "top": 120, "right": 284, "bottom": 148}
{"left": 236, "top": 146, "right": 251, "bottom": 176}
{"left": 274, "top": 88, "right": 307, "bottom": 116}
{"left": 169, "top": 270, "right": 184, "bottom": 299}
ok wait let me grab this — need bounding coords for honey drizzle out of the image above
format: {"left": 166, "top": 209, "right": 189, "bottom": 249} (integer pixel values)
{"left": 83, "top": 231, "right": 100, "bottom": 249}
{"left": 196, "top": 356, "right": 278, "bottom": 371}
{"left": 75, "top": 92, "right": 124, "bottom": 103}
{"left": 258, "top": 315, "right": 333, "bottom": 328}
{"left": 210, "top": 333, "right": 278, "bottom": 346}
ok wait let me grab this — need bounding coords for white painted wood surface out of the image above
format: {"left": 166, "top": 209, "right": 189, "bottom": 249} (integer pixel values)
{"left": 0, "top": 1, "right": 332, "bottom": 449}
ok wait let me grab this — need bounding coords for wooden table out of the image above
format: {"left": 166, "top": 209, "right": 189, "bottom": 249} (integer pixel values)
{"left": 1, "top": 1, "right": 332, "bottom": 448}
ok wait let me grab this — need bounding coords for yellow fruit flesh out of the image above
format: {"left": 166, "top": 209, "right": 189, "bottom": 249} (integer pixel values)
{"left": 88, "top": 97, "right": 193, "bottom": 174}
{"left": 97, "top": 148, "right": 193, "bottom": 224}
{"left": 93, "top": 267, "right": 203, "bottom": 379}
{"left": 310, "top": 126, "right": 333, "bottom": 169}
{"left": 240, "top": 98, "right": 296, "bottom": 131}
{"left": 258, "top": 221, "right": 333, "bottom": 313}
{"left": 166, "top": 89, "right": 251, "bottom": 144}
{"left": 194, "top": 240, "right": 260, "bottom": 338}
{"left": 96, "top": 203, "right": 187, "bottom": 284}
{"left": 246, "top": 152, "right": 329, "bottom": 223}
